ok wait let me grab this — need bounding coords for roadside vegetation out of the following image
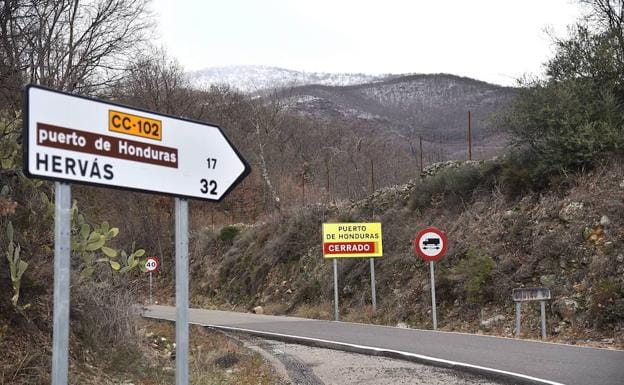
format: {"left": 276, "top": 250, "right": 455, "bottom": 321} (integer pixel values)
{"left": 1, "top": 0, "right": 623, "bottom": 383}
{"left": 189, "top": 0, "right": 624, "bottom": 347}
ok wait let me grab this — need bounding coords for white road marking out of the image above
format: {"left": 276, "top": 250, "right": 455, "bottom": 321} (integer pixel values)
{"left": 173, "top": 317, "right": 566, "bottom": 385}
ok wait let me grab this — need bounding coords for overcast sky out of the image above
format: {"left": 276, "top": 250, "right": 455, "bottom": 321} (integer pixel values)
{"left": 151, "top": 0, "right": 583, "bottom": 86}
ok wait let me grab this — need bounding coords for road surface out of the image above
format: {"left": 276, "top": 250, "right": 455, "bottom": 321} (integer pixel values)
{"left": 143, "top": 305, "right": 624, "bottom": 385}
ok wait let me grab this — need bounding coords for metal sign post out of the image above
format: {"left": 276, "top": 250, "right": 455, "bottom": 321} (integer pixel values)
{"left": 149, "top": 272, "right": 153, "bottom": 304}
{"left": 175, "top": 198, "right": 189, "bottom": 385}
{"left": 414, "top": 227, "right": 448, "bottom": 331}
{"left": 370, "top": 258, "right": 377, "bottom": 313}
{"left": 430, "top": 261, "right": 437, "bottom": 330}
{"left": 52, "top": 182, "right": 71, "bottom": 385}
{"left": 512, "top": 287, "right": 551, "bottom": 339}
{"left": 333, "top": 258, "right": 339, "bottom": 321}
{"left": 515, "top": 301, "right": 521, "bottom": 337}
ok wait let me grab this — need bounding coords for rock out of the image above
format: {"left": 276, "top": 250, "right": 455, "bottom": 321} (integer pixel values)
{"left": 554, "top": 321, "right": 567, "bottom": 334}
{"left": 253, "top": 306, "right": 264, "bottom": 315}
{"left": 616, "top": 254, "right": 624, "bottom": 263}
{"left": 540, "top": 275, "right": 556, "bottom": 286}
{"left": 620, "top": 180, "right": 624, "bottom": 189}
{"left": 559, "top": 202, "right": 584, "bottom": 222}
{"left": 554, "top": 298, "right": 579, "bottom": 320}
{"left": 480, "top": 315, "right": 506, "bottom": 330}
{"left": 600, "top": 215, "right": 611, "bottom": 227}
{"left": 396, "top": 322, "right": 409, "bottom": 329}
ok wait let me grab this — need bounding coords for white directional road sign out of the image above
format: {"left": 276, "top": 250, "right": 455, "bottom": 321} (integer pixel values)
{"left": 24, "top": 85, "right": 250, "bottom": 201}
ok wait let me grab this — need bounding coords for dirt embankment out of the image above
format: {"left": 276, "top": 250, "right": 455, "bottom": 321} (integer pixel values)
{"left": 190, "top": 160, "right": 624, "bottom": 348}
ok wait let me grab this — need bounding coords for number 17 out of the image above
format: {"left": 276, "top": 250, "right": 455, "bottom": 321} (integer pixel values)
{"left": 206, "top": 158, "right": 217, "bottom": 169}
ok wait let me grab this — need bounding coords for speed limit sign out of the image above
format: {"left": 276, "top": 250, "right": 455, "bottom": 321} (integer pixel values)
{"left": 145, "top": 256, "right": 159, "bottom": 272}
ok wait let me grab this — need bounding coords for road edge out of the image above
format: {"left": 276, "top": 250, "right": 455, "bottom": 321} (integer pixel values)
{"left": 143, "top": 312, "right": 565, "bottom": 385}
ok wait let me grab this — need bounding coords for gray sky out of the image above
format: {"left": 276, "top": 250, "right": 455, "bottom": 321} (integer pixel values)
{"left": 152, "top": 0, "right": 583, "bottom": 86}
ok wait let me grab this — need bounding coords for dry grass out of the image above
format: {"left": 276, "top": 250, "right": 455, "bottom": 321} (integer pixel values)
{"left": 142, "top": 320, "right": 279, "bottom": 385}
{"left": 293, "top": 302, "right": 334, "bottom": 320}
{"left": 192, "top": 159, "right": 624, "bottom": 348}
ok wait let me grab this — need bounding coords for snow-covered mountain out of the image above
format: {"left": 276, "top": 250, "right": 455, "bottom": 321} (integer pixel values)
{"left": 187, "top": 65, "right": 389, "bottom": 93}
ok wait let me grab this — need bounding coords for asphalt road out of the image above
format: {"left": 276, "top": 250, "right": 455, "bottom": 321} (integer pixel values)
{"left": 143, "top": 305, "right": 624, "bottom": 385}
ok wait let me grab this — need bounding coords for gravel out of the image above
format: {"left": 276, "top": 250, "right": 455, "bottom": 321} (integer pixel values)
{"left": 243, "top": 337, "right": 504, "bottom": 385}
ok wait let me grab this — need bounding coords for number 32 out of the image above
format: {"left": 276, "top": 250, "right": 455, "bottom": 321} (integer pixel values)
{"left": 200, "top": 179, "right": 217, "bottom": 195}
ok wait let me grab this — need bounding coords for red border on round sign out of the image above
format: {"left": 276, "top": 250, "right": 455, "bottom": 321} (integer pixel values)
{"left": 145, "top": 256, "right": 160, "bottom": 272}
{"left": 414, "top": 227, "right": 448, "bottom": 261}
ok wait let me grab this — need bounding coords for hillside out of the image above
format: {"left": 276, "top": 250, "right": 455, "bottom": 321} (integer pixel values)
{"left": 279, "top": 74, "right": 516, "bottom": 160}
{"left": 188, "top": 67, "right": 516, "bottom": 162}
{"left": 189, "top": 158, "right": 624, "bottom": 348}
{"left": 188, "top": 65, "right": 390, "bottom": 93}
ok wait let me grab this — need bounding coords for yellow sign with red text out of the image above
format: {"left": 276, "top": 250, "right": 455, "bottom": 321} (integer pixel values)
{"left": 322, "top": 223, "right": 383, "bottom": 258}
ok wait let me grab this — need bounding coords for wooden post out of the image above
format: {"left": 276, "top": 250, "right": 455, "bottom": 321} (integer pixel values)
{"left": 326, "top": 165, "right": 331, "bottom": 202}
{"left": 468, "top": 111, "right": 472, "bottom": 161}
{"left": 419, "top": 136, "right": 423, "bottom": 177}
{"left": 301, "top": 166, "right": 305, "bottom": 206}
{"left": 370, "top": 159, "right": 375, "bottom": 194}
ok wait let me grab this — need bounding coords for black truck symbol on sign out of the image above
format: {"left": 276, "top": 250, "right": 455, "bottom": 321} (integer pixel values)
{"left": 422, "top": 237, "right": 441, "bottom": 250}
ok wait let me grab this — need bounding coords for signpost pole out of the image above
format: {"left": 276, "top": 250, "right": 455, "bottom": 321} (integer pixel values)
{"left": 52, "top": 182, "right": 71, "bottom": 385}
{"left": 540, "top": 300, "right": 547, "bottom": 339}
{"left": 333, "top": 258, "right": 339, "bottom": 321}
{"left": 370, "top": 258, "right": 377, "bottom": 313}
{"left": 175, "top": 198, "right": 189, "bottom": 385}
{"left": 515, "top": 302, "right": 521, "bottom": 337}
{"left": 430, "top": 261, "right": 437, "bottom": 330}
{"left": 149, "top": 272, "right": 153, "bottom": 305}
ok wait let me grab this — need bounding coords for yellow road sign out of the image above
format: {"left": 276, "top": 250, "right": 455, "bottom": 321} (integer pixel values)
{"left": 322, "top": 223, "right": 383, "bottom": 258}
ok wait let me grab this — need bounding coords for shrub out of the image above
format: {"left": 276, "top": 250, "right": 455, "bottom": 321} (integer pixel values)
{"left": 219, "top": 226, "right": 240, "bottom": 243}
{"left": 502, "top": 22, "right": 624, "bottom": 177}
{"left": 73, "top": 281, "right": 140, "bottom": 358}
{"left": 591, "top": 278, "right": 624, "bottom": 328}
{"left": 409, "top": 164, "right": 496, "bottom": 211}
{"left": 449, "top": 249, "right": 495, "bottom": 305}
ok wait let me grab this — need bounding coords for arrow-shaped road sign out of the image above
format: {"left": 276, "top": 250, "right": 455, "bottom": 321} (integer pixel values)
{"left": 24, "top": 85, "right": 250, "bottom": 201}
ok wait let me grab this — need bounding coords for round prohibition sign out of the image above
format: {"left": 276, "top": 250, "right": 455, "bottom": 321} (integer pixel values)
{"left": 145, "top": 256, "right": 160, "bottom": 272}
{"left": 414, "top": 227, "right": 448, "bottom": 261}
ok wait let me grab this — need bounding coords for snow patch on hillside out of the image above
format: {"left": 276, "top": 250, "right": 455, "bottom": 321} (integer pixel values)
{"left": 188, "top": 65, "right": 388, "bottom": 93}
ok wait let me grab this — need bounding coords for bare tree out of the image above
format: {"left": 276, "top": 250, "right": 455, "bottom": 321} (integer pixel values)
{"left": 249, "top": 94, "right": 283, "bottom": 212}
{"left": 111, "top": 47, "right": 197, "bottom": 116}
{"left": 0, "top": 0, "right": 153, "bottom": 108}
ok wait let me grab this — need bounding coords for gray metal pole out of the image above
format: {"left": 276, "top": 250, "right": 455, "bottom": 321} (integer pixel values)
{"left": 52, "top": 182, "right": 71, "bottom": 385}
{"left": 515, "top": 301, "right": 521, "bottom": 337}
{"left": 149, "top": 272, "right": 153, "bottom": 305}
{"left": 430, "top": 261, "right": 437, "bottom": 330}
{"left": 540, "top": 300, "right": 547, "bottom": 339}
{"left": 333, "top": 258, "right": 339, "bottom": 321}
{"left": 370, "top": 258, "right": 377, "bottom": 313}
{"left": 175, "top": 198, "right": 189, "bottom": 385}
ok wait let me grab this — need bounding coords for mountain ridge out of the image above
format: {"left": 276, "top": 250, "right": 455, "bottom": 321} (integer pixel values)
{"left": 188, "top": 65, "right": 392, "bottom": 93}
